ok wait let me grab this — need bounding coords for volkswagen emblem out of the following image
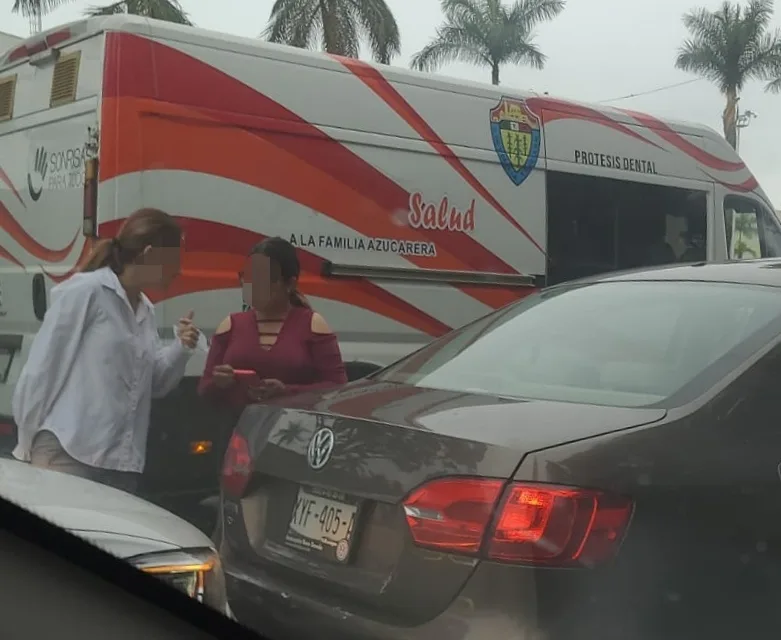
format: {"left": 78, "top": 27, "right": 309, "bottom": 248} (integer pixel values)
{"left": 307, "top": 427, "right": 335, "bottom": 470}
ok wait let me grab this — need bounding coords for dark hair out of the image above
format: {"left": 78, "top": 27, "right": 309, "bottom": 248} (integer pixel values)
{"left": 249, "top": 237, "right": 309, "bottom": 308}
{"left": 82, "top": 208, "right": 182, "bottom": 273}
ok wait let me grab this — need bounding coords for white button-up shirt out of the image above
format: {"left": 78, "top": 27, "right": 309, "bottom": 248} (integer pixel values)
{"left": 12, "top": 267, "right": 192, "bottom": 472}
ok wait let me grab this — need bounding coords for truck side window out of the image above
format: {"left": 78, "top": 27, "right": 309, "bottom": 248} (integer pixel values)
{"left": 724, "top": 195, "right": 781, "bottom": 260}
{"left": 546, "top": 171, "right": 708, "bottom": 285}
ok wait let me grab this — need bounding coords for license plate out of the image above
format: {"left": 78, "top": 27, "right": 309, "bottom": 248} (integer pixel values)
{"left": 285, "top": 487, "right": 359, "bottom": 563}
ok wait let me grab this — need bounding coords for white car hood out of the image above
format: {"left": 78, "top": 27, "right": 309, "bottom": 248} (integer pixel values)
{"left": 0, "top": 459, "right": 212, "bottom": 558}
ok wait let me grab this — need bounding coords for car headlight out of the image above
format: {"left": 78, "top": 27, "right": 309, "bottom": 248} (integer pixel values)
{"left": 130, "top": 548, "right": 232, "bottom": 618}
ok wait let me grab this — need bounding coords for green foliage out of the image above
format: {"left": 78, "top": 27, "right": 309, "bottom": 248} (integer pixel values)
{"left": 85, "top": 0, "right": 191, "bottom": 24}
{"left": 675, "top": 0, "right": 781, "bottom": 147}
{"left": 12, "top": 0, "right": 69, "bottom": 18}
{"left": 264, "top": 0, "right": 400, "bottom": 64}
{"left": 410, "top": 0, "right": 565, "bottom": 85}
{"left": 12, "top": 0, "right": 191, "bottom": 25}
{"left": 676, "top": 0, "right": 781, "bottom": 93}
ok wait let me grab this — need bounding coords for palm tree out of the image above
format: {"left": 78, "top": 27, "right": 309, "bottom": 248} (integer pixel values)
{"left": 410, "top": 0, "right": 565, "bottom": 86}
{"left": 11, "top": 0, "right": 67, "bottom": 25}
{"left": 675, "top": 0, "right": 781, "bottom": 149}
{"left": 733, "top": 212, "right": 759, "bottom": 257}
{"left": 12, "top": 0, "right": 191, "bottom": 26}
{"left": 263, "top": 0, "right": 401, "bottom": 64}
{"left": 85, "top": 0, "right": 191, "bottom": 24}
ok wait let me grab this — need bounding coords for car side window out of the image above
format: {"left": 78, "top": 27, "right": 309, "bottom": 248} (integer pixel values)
{"left": 724, "top": 195, "right": 781, "bottom": 260}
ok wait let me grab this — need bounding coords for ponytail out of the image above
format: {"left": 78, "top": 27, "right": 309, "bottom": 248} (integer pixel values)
{"left": 289, "top": 288, "right": 310, "bottom": 308}
{"left": 79, "top": 208, "right": 181, "bottom": 274}
{"left": 81, "top": 238, "right": 122, "bottom": 273}
{"left": 250, "top": 237, "right": 310, "bottom": 308}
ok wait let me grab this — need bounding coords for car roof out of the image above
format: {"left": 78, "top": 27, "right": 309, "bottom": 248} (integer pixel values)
{"left": 566, "top": 259, "right": 781, "bottom": 290}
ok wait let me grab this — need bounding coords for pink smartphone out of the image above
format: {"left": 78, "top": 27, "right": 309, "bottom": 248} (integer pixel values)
{"left": 233, "top": 369, "right": 261, "bottom": 385}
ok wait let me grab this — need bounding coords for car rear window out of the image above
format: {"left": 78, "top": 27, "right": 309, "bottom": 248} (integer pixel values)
{"left": 375, "top": 281, "right": 781, "bottom": 407}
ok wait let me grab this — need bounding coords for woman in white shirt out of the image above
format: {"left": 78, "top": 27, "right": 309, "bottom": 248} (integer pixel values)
{"left": 12, "top": 208, "right": 200, "bottom": 494}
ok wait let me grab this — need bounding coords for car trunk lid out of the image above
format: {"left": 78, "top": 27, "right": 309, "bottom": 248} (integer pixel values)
{"left": 224, "top": 381, "right": 666, "bottom": 622}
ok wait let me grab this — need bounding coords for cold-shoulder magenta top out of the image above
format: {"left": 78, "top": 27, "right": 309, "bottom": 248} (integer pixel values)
{"left": 197, "top": 307, "right": 347, "bottom": 406}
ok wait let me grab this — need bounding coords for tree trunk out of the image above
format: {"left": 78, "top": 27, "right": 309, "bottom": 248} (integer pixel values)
{"left": 321, "top": 0, "right": 343, "bottom": 56}
{"left": 722, "top": 87, "right": 738, "bottom": 150}
{"left": 491, "top": 62, "right": 500, "bottom": 85}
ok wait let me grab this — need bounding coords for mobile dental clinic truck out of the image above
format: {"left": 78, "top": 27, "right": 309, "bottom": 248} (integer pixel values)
{"left": 1, "top": 15, "right": 778, "bottom": 524}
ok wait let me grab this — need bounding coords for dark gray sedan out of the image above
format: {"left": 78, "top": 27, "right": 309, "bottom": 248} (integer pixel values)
{"left": 217, "top": 260, "right": 781, "bottom": 640}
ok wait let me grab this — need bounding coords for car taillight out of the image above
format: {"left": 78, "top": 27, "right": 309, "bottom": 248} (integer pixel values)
{"left": 221, "top": 433, "right": 251, "bottom": 497}
{"left": 486, "top": 484, "right": 632, "bottom": 566}
{"left": 403, "top": 478, "right": 504, "bottom": 553}
{"left": 403, "top": 477, "right": 632, "bottom": 567}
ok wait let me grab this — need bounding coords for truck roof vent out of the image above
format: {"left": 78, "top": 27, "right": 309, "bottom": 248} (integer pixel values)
{"left": 50, "top": 51, "right": 80, "bottom": 108}
{"left": 0, "top": 75, "right": 16, "bottom": 121}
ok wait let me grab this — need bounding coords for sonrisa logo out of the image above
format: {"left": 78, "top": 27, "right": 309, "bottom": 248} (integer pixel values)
{"left": 27, "top": 146, "right": 48, "bottom": 202}
{"left": 489, "top": 96, "right": 541, "bottom": 186}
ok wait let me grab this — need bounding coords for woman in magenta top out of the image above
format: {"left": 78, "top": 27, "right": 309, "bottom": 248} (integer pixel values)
{"left": 198, "top": 237, "right": 347, "bottom": 406}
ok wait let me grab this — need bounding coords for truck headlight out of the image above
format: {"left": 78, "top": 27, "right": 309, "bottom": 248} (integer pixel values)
{"left": 130, "top": 548, "right": 232, "bottom": 618}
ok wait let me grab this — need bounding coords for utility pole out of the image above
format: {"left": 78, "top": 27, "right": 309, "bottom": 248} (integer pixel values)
{"left": 736, "top": 101, "right": 757, "bottom": 153}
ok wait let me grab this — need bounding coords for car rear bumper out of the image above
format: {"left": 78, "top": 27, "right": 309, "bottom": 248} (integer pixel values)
{"left": 223, "top": 554, "right": 721, "bottom": 640}
{"left": 224, "top": 559, "right": 549, "bottom": 640}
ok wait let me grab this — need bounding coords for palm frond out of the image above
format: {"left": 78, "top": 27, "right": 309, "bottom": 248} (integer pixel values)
{"left": 85, "top": 0, "right": 191, "bottom": 24}
{"left": 765, "top": 74, "right": 781, "bottom": 91}
{"left": 264, "top": 0, "right": 321, "bottom": 49}
{"left": 351, "top": 0, "right": 401, "bottom": 63}
{"left": 504, "top": 37, "right": 545, "bottom": 68}
{"left": 677, "top": 0, "right": 781, "bottom": 95}
{"left": 753, "top": 30, "right": 781, "bottom": 91}
{"left": 135, "top": 0, "right": 191, "bottom": 24}
{"left": 441, "top": 0, "right": 485, "bottom": 25}
{"left": 742, "top": 30, "right": 781, "bottom": 80}
{"left": 321, "top": 0, "right": 360, "bottom": 57}
{"left": 85, "top": 1, "right": 124, "bottom": 14}
{"left": 507, "top": 0, "right": 566, "bottom": 29}
{"left": 412, "top": 0, "right": 561, "bottom": 79}
{"left": 676, "top": 3, "right": 744, "bottom": 92}
{"left": 743, "top": 0, "right": 775, "bottom": 33}
{"left": 681, "top": 6, "right": 726, "bottom": 42}
{"left": 410, "top": 25, "right": 490, "bottom": 72}
{"left": 676, "top": 40, "right": 728, "bottom": 88}
{"left": 12, "top": 0, "right": 71, "bottom": 17}
{"left": 264, "top": 0, "right": 397, "bottom": 60}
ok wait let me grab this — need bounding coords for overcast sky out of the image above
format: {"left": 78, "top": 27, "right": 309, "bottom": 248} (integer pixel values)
{"left": 3, "top": 0, "right": 781, "bottom": 203}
